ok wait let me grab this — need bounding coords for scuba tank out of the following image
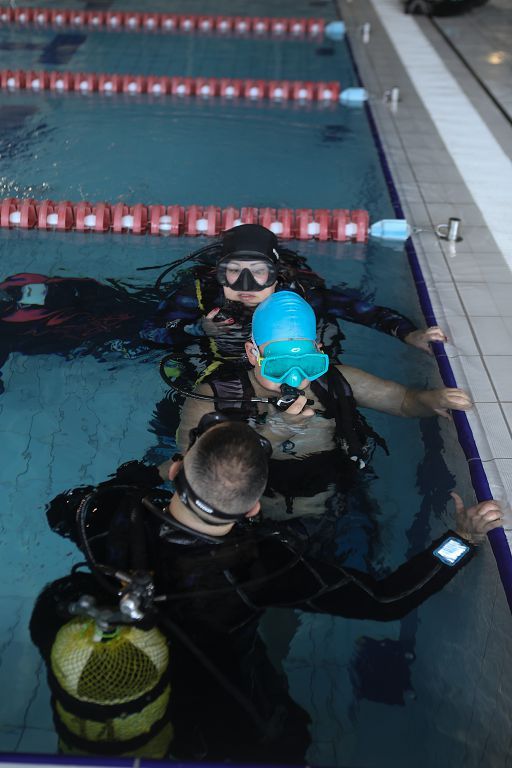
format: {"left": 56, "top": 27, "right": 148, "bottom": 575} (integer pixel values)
{"left": 49, "top": 596, "right": 173, "bottom": 758}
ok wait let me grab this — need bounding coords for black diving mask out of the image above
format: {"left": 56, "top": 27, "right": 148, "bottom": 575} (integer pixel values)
{"left": 216, "top": 256, "right": 278, "bottom": 292}
{"left": 174, "top": 469, "right": 252, "bottom": 526}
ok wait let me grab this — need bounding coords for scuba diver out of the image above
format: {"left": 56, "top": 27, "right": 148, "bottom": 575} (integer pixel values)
{"left": 0, "top": 272, "right": 156, "bottom": 393}
{"left": 44, "top": 418, "right": 502, "bottom": 760}
{"left": 172, "top": 291, "right": 471, "bottom": 519}
{"left": 140, "top": 223, "right": 447, "bottom": 360}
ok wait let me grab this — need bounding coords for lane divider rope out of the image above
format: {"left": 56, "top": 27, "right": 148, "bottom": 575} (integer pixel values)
{"left": 0, "top": 7, "right": 326, "bottom": 38}
{"left": 0, "top": 68, "right": 341, "bottom": 102}
{"left": 0, "top": 199, "right": 370, "bottom": 241}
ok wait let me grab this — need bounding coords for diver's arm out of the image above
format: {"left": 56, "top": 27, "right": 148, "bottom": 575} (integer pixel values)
{"left": 318, "top": 288, "right": 418, "bottom": 340}
{"left": 140, "top": 283, "right": 204, "bottom": 347}
{"left": 274, "top": 497, "right": 501, "bottom": 621}
{"left": 303, "top": 531, "right": 475, "bottom": 621}
{"left": 176, "top": 383, "right": 220, "bottom": 454}
{"left": 338, "top": 365, "right": 472, "bottom": 418}
{"left": 316, "top": 287, "right": 449, "bottom": 354}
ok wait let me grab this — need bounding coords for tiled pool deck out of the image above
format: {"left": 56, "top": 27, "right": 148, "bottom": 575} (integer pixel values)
{"left": 342, "top": 0, "right": 512, "bottom": 545}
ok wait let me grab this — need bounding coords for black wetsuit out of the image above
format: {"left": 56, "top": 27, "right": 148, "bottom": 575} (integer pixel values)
{"left": 141, "top": 253, "right": 418, "bottom": 358}
{"left": 45, "top": 463, "right": 475, "bottom": 761}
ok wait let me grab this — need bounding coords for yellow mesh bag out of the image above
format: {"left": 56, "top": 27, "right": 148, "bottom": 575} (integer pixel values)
{"left": 58, "top": 720, "right": 174, "bottom": 759}
{"left": 55, "top": 686, "right": 171, "bottom": 743}
{"left": 51, "top": 619, "right": 169, "bottom": 704}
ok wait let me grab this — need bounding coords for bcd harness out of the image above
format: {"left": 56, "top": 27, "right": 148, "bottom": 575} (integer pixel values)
{"left": 205, "top": 364, "right": 388, "bottom": 469}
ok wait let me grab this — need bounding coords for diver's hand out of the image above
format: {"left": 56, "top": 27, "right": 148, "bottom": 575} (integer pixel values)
{"left": 404, "top": 326, "right": 448, "bottom": 355}
{"left": 404, "top": 387, "right": 472, "bottom": 419}
{"left": 452, "top": 492, "right": 503, "bottom": 542}
{"left": 201, "top": 308, "right": 241, "bottom": 336}
{"left": 282, "top": 395, "right": 315, "bottom": 419}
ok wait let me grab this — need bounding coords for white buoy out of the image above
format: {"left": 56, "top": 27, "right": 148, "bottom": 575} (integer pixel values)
{"left": 370, "top": 219, "right": 411, "bottom": 241}
{"left": 339, "top": 87, "right": 368, "bottom": 106}
{"left": 325, "top": 21, "right": 345, "bottom": 41}
{"left": 84, "top": 214, "right": 97, "bottom": 228}
{"left": 121, "top": 215, "right": 134, "bottom": 229}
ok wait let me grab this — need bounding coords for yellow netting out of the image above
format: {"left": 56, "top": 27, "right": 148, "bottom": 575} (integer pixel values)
{"left": 58, "top": 720, "right": 174, "bottom": 759}
{"left": 51, "top": 619, "right": 169, "bottom": 704}
{"left": 56, "top": 686, "right": 171, "bottom": 743}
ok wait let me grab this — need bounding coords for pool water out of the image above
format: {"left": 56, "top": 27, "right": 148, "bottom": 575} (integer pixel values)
{"left": 0, "top": 3, "right": 510, "bottom": 766}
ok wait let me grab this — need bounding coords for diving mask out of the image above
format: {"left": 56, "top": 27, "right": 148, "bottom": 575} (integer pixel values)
{"left": 257, "top": 339, "right": 329, "bottom": 387}
{"left": 217, "top": 257, "right": 277, "bottom": 292}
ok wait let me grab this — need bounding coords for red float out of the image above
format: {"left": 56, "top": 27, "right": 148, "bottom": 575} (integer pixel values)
{"left": 105, "top": 12, "right": 124, "bottom": 28}
{"left": 86, "top": 11, "right": 105, "bottom": 27}
{"left": 0, "top": 7, "right": 14, "bottom": 23}
{"left": 252, "top": 17, "right": 269, "bottom": 35}
{"left": 291, "top": 81, "right": 315, "bottom": 101}
{"left": 14, "top": 7, "right": 32, "bottom": 23}
{"left": 221, "top": 207, "right": 240, "bottom": 231}
{"left": 1, "top": 70, "right": 26, "bottom": 89}
{"left": 171, "top": 77, "right": 194, "bottom": 97}
{"left": 122, "top": 75, "right": 145, "bottom": 94}
{"left": 0, "top": 198, "right": 17, "bottom": 228}
{"left": 73, "top": 72, "right": 98, "bottom": 92}
{"left": 74, "top": 201, "right": 92, "bottom": 231}
{"left": 351, "top": 209, "right": 369, "bottom": 242}
{"left": 70, "top": 11, "right": 87, "bottom": 26}
{"left": 124, "top": 13, "right": 142, "bottom": 29}
{"left": 216, "top": 16, "right": 234, "bottom": 33}
{"left": 276, "top": 209, "right": 295, "bottom": 239}
{"left": 195, "top": 78, "right": 219, "bottom": 98}
{"left": 268, "top": 80, "right": 291, "bottom": 101}
{"left": 19, "top": 199, "right": 37, "bottom": 229}
{"left": 197, "top": 15, "right": 214, "bottom": 32}
{"left": 56, "top": 202, "right": 74, "bottom": 231}
{"left": 233, "top": 16, "right": 251, "bottom": 34}
{"left": 130, "top": 204, "right": 148, "bottom": 234}
{"left": 240, "top": 208, "right": 258, "bottom": 225}
{"left": 314, "top": 209, "right": 331, "bottom": 241}
{"left": 270, "top": 18, "right": 288, "bottom": 35}
{"left": 219, "top": 79, "right": 242, "bottom": 99}
{"left": 149, "top": 205, "right": 165, "bottom": 236}
{"left": 185, "top": 206, "right": 202, "bottom": 236}
{"left": 160, "top": 14, "right": 179, "bottom": 31}
{"left": 243, "top": 80, "right": 266, "bottom": 100}
{"left": 166, "top": 205, "right": 184, "bottom": 236}
{"left": 98, "top": 74, "right": 122, "bottom": 94}
{"left": 142, "top": 13, "right": 160, "bottom": 30}
{"left": 295, "top": 209, "right": 314, "bottom": 240}
{"left": 146, "top": 76, "right": 170, "bottom": 96}
{"left": 26, "top": 70, "right": 48, "bottom": 90}
{"left": 307, "top": 19, "right": 324, "bottom": 38}
{"left": 258, "top": 208, "right": 276, "bottom": 232}
{"left": 331, "top": 210, "right": 349, "bottom": 242}
{"left": 50, "top": 10, "right": 69, "bottom": 26}
{"left": 204, "top": 206, "right": 221, "bottom": 236}
{"left": 93, "top": 203, "right": 111, "bottom": 232}
{"left": 178, "top": 15, "right": 196, "bottom": 32}
{"left": 315, "top": 81, "right": 340, "bottom": 102}
{"left": 49, "top": 71, "right": 72, "bottom": 91}
{"left": 289, "top": 18, "right": 306, "bottom": 37}
{"left": 112, "top": 203, "right": 130, "bottom": 233}
{"left": 37, "top": 200, "right": 55, "bottom": 230}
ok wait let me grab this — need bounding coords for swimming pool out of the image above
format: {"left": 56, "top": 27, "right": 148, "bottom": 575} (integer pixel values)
{"left": 0, "top": 2, "right": 511, "bottom": 765}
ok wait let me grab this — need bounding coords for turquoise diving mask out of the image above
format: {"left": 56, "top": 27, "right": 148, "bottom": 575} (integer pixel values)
{"left": 257, "top": 339, "right": 329, "bottom": 386}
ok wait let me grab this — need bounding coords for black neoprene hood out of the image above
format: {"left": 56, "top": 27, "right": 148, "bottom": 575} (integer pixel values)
{"left": 220, "top": 224, "right": 279, "bottom": 265}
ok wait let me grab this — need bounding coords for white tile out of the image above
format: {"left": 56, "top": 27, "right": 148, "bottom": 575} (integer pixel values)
{"left": 470, "top": 317, "right": 512, "bottom": 355}
{"left": 483, "top": 358, "right": 512, "bottom": 401}
{"left": 371, "top": 0, "right": 512, "bottom": 271}
{"left": 467, "top": 403, "right": 512, "bottom": 461}
{"left": 458, "top": 284, "right": 500, "bottom": 316}
{"left": 460, "top": 356, "right": 497, "bottom": 403}
{"left": 443, "top": 315, "right": 479, "bottom": 357}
